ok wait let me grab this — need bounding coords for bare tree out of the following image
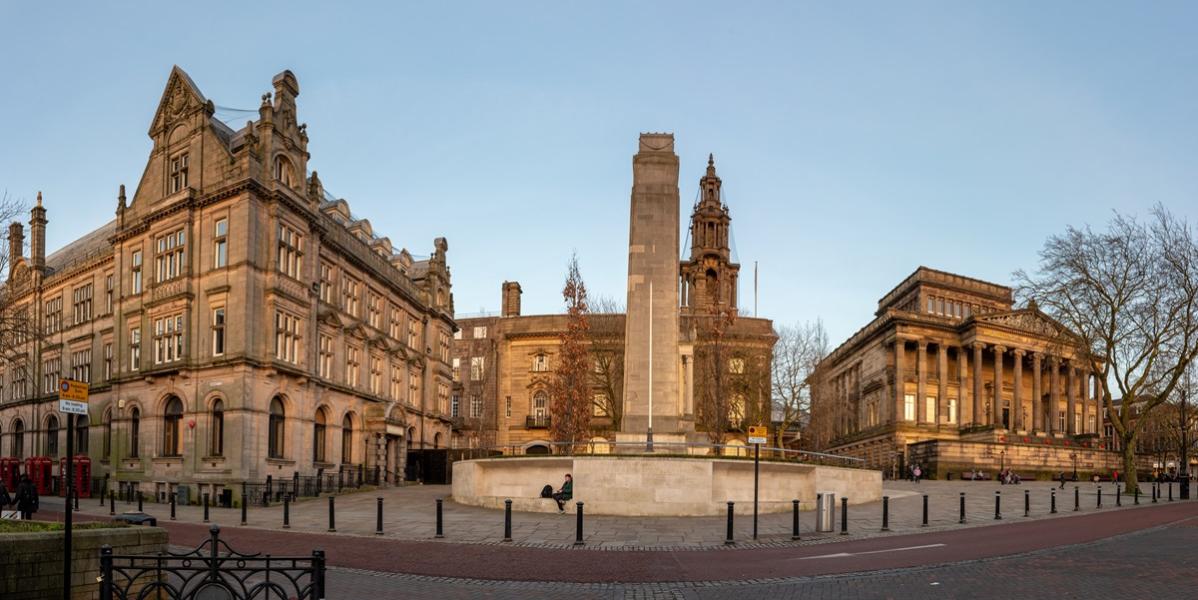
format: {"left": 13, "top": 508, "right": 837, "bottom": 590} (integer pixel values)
{"left": 694, "top": 308, "right": 738, "bottom": 452}
{"left": 771, "top": 320, "right": 829, "bottom": 449}
{"left": 0, "top": 191, "right": 35, "bottom": 394}
{"left": 587, "top": 295, "right": 624, "bottom": 430}
{"left": 1015, "top": 206, "right": 1198, "bottom": 494}
{"left": 549, "top": 254, "right": 592, "bottom": 453}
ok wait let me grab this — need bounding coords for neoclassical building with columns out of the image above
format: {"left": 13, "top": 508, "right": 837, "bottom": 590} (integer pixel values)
{"left": 812, "top": 267, "right": 1129, "bottom": 479}
{"left": 0, "top": 67, "right": 455, "bottom": 501}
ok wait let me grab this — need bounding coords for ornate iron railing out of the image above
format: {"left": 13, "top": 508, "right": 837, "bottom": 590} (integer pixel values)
{"left": 99, "top": 525, "right": 325, "bottom": 600}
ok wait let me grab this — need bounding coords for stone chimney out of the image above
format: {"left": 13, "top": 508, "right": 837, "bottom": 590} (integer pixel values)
{"left": 501, "top": 281, "right": 522, "bottom": 317}
{"left": 30, "top": 191, "right": 46, "bottom": 271}
{"left": 7, "top": 221, "right": 23, "bottom": 278}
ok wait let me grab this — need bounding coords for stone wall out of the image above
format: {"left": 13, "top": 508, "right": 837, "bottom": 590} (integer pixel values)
{"left": 0, "top": 525, "right": 167, "bottom": 600}
{"left": 452, "top": 456, "right": 881, "bottom": 516}
{"left": 908, "top": 439, "right": 1150, "bottom": 480}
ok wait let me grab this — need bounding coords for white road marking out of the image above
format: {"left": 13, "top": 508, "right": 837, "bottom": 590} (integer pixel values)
{"left": 798, "top": 543, "right": 947, "bottom": 560}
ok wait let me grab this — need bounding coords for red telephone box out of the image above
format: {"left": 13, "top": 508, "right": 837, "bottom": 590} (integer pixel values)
{"left": 24, "top": 456, "right": 52, "bottom": 496}
{"left": 59, "top": 455, "right": 92, "bottom": 498}
{"left": 0, "top": 457, "right": 19, "bottom": 490}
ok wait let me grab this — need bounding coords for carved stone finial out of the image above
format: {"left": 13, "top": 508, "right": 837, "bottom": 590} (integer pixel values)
{"left": 117, "top": 184, "right": 126, "bottom": 210}
{"left": 36, "top": 191, "right": 42, "bottom": 207}
{"left": 261, "top": 92, "right": 272, "bottom": 106}
{"left": 1028, "top": 297, "right": 1039, "bottom": 312}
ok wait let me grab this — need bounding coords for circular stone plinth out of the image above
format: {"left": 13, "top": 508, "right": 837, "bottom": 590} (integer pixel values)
{"left": 451, "top": 455, "right": 881, "bottom": 516}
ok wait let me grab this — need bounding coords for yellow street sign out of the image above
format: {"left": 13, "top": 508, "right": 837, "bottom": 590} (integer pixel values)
{"left": 747, "top": 425, "right": 768, "bottom": 445}
{"left": 58, "top": 378, "right": 89, "bottom": 415}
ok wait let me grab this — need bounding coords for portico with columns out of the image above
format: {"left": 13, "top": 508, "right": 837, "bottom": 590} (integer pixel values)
{"left": 815, "top": 267, "right": 1123, "bottom": 479}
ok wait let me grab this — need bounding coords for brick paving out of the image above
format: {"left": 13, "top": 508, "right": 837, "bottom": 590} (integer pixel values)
{"left": 323, "top": 517, "right": 1198, "bottom": 598}
{"left": 64, "top": 479, "right": 1176, "bottom": 548}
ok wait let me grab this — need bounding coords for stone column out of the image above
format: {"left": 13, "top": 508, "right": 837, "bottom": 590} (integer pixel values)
{"left": 916, "top": 341, "right": 928, "bottom": 424}
{"left": 1031, "top": 352, "right": 1043, "bottom": 433}
{"left": 1066, "top": 363, "right": 1077, "bottom": 435}
{"left": 937, "top": 344, "right": 948, "bottom": 425}
{"left": 1049, "top": 358, "right": 1060, "bottom": 435}
{"left": 993, "top": 345, "right": 1006, "bottom": 428}
{"left": 972, "top": 343, "right": 984, "bottom": 426}
{"left": 1012, "top": 348, "right": 1025, "bottom": 432}
{"left": 1080, "top": 367, "right": 1089, "bottom": 434}
{"left": 957, "top": 346, "right": 969, "bottom": 426}
{"left": 894, "top": 338, "right": 906, "bottom": 423}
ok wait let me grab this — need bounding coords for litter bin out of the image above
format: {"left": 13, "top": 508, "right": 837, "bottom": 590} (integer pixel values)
{"left": 816, "top": 491, "right": 836, "bottom": 532}
{"left": 175, "top": 485, "right": 191, "bottom": 506}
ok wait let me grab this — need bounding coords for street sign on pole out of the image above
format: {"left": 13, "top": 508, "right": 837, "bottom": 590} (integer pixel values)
{"left": 58, "top": 379, "right": 89, "bottom": 416}
{"left": 746, "top": 424, "right": 769, "bottom": 540}
{"left": 58, "top": 378, "right": 88, "bottom": 600}
{"left": 747, "top": 425, "right": 768, "bottom": 445}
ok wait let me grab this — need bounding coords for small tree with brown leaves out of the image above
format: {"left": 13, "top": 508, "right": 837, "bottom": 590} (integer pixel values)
{"left": 549, "top": 255, "right": 592, "bottom": 453}
{"left": 694, "top": 307, "right": 738, "bottom": 452}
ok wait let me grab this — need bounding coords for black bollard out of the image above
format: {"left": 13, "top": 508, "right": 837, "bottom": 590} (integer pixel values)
{"left": 791, "top": 499, "right": 801, "bottom": 540}
{"left": 1152, "top": 484, "right": 1158, "bottom": 504}
{"left": 574, "top": 502, "right": 585, "bottom": 546}
{"left": 1051, "top": 489, "right": 1057, "bottom": 514}
{"left": 725, "top": 501, "right": 735, "bottom": 545}
{"left": 1135, "top": 486, "right": 1140, "bottom": 505}
{"left": 881, "top": 496, "right": 890, "bottom": 532}
{"left": 203, "top": 493, "right": 210, "bottom": 523}
{"left": 1117, "top": 485, "right": 1122, "bottom": 506}
{"left": 74, "top": 490, "right": 79, "bottom": 512}
{"left": 1024, "top": 489, "right": 1030, "bottom": 517}
{"left": 959, "top": 492, "right": 966, "bottom": 524}
{"left": 840, "top": 497, "right": 848, "bottom": 535}
{"left": 1074, "top": 486, "right": 1079, "bottom": 512}
{"left": 435, "top": 498, "right": 444, "bottom": 539}
{"left": 284, "top": 495, "right": 292, "bottom": 530}
{"left": 138, "top": 491, "right": 143, "bottom": 512}
{"left": 170, "top": 492, "right": 176, "bottom": 521}
{"left": 375, "top": 497, "right": 383, "bottom": 535}
{"left": 922, "top": 494, "right": 929, "bottom": 527}
{"left": 994, "top": 491, "right": 1002, "bottom": 520}
{"left": 1097, "top": 486, "right": 1102, "bottom": 509}
{"left": 109, "top": 488, "right": 115, "bottom": 516}
{"left": 1169, "top": 482, "right": 1174, "bottom": 502}
{"left": 328, "top": 495, "right": 336, "bottom": 532}
{"left": 100, "top": 484, "right": 106, "bottom": 507}
{"left": 241, "top": 482, "right": 248, "bottom": 525}
{"left": 503, "top": 499, "right": 513, "bottom": 542}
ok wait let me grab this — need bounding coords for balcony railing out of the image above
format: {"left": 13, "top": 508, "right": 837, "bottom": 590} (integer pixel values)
{"left": 525, "top": 414, "right": 551, "bottom": 429}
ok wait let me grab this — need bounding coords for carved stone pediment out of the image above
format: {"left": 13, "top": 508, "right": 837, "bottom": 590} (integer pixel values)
{"left": 976, "top": 309, "right": 1062, "bottom": 338}
{"left": 317, "top": 307, "right": 343, "bottom": 328}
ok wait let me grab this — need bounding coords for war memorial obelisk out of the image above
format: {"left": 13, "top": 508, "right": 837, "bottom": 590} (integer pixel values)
{"left": 619, "top": 133, "right": 694, "bottom": 447}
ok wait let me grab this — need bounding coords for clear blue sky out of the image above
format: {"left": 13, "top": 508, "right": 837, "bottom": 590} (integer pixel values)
{"left": 2, "top": 2, "right": 1196, "bottom": 345}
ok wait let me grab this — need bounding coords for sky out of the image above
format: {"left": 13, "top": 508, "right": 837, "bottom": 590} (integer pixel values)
{"left": 1, "top": 2, "right": 1196, "bottom": 345}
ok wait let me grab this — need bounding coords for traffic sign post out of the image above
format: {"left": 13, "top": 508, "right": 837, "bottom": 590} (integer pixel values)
{"left": 58, "top": 378, "right": 88, "bottom": 600}
{"left": 747, "top": 425, "right": 768, "bottom": 540}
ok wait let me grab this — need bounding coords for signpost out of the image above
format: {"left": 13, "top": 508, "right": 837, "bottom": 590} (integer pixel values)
{"left": 747, "top": 425, "right": 768, "bottom": 540}
{"left": 58, "top": 378, "right": 88, "bottom": 600}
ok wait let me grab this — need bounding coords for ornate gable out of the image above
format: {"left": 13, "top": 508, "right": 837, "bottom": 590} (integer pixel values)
{"left": 975, "top": 308, "right": 1064, "bottom": 338}
{"left": 149, "top": 66, "right": 209, "bottom": 137}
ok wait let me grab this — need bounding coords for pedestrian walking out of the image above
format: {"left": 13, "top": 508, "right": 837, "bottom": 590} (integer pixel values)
{"left": 14, "top": 475, "right": 38, "bottom": 520}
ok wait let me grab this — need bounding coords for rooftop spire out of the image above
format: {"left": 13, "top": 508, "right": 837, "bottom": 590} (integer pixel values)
{"left": 36, "top": 191, "right": 42, "bottom": 207}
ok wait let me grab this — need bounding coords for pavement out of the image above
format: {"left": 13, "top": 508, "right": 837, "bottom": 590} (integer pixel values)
{"left": 57, "top": 479, "right": 1173, "bottom": 548}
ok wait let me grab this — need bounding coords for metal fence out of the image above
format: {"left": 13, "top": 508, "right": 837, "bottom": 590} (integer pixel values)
{"left": 100, "top": 525, "right": 324, "bottom": 600}
{"left": 483, "top": 439, "right": 865, "bottom": 468}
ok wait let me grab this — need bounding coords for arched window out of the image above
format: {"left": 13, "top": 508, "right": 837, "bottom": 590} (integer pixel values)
{"left": 163, "top": 397, "right": 183, "bottom": 457}
{"left": 406, "top": 427, "right": 415, "bottom": 450}
{"left": 129, "top": 408, "right": 140, "bottom": 458}
{"left": 268, "top": 397, "right": 285, "bottom": 459}
{"left": 11, "top": 419, "right": 23, "bottom": 457}
{"left": 433, "top": 432, "right": 442, "bottom": 449}
{"left": 705, "top": 268, "right": 719, "bottom": 306}
{"left": 102, "top": 408, "right": 112, "bottom": 459}
{"left": 46, "top": 415, "right": 59, "bottom": 457}
{"left": 341, "top": 414, "right": 354, "bottom": 464}
{"left": 210, "top": 399, "right": 224, "bottom": 457}
{"left": 313, "top": 408, "right": 327, "bottom": 463}
{"left": 532, "top": 391, "right": 548, "bottom": 418}
{"left": 274, "top": 155, "right": 295, "bottom": 188}
{"left": 74, "top": 418, "right": 88, "bottom": 455}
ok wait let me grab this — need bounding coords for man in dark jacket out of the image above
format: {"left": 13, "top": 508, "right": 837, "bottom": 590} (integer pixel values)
{"left": 14, "top": 474, "right": 38, "bottom": 520}
{"left": 0, "top": 480, "right": 11, "bottom": 509}
{"left": 552, "top": 474, "right": 573, "bottom": 514}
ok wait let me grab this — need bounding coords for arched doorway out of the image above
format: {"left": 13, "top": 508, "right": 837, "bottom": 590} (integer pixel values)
{"left": 526, "top": 444, "right": 550, "bottom": 455}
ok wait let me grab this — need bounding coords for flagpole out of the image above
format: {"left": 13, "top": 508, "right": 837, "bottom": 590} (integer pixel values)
{"left": 647, "top": 280, "right": 654, "bottom": 452}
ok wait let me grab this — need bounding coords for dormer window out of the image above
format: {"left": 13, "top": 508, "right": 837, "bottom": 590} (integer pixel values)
{"left": 274, "top": 155, "right": 295, "bottom": 188}
{"left": 169, "top": 153, "right": 189, "bottom": 194}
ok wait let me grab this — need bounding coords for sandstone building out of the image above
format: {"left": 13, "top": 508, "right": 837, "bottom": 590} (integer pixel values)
{"left": 811, "top": 267, "right": 1135, "bottom": 478}
{"left": 452, "top": 136, "right": 775, "bottom": 453}
{"left": 0, "top": 67, "right": 455, "bottom": 500}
